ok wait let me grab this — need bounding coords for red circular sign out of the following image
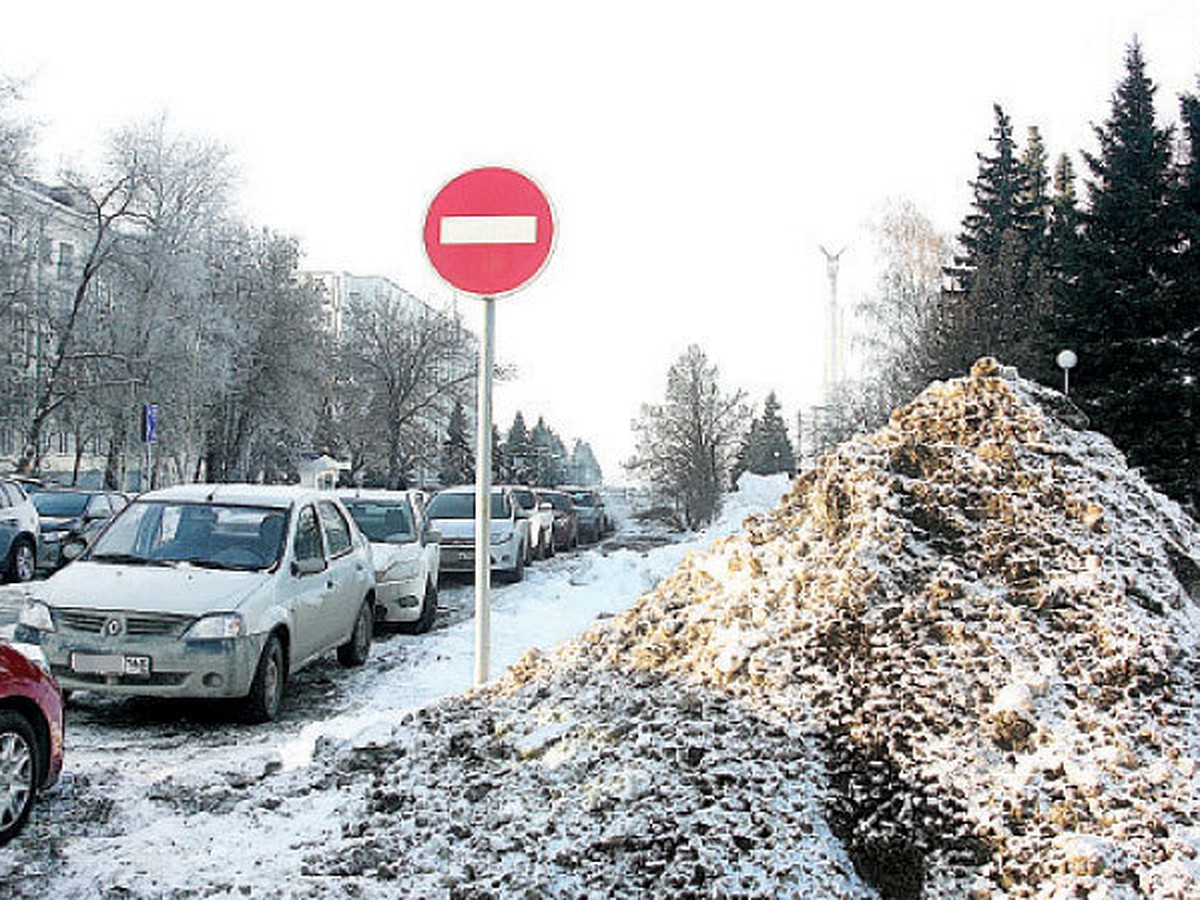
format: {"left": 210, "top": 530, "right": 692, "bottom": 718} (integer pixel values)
{"left": 423, "top": 167, "right": 554, "bottom": 296}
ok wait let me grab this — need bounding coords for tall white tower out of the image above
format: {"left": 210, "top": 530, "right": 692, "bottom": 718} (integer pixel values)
{"left": 818, "top": 245, "right": 846, "bottom": 404}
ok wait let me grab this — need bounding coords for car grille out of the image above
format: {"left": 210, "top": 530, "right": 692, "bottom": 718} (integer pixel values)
{"left": 54, "top": 608, "right": 196, "bottom": 637}
{"left": 440, "top": 536, "right": 473, "bottom": 546}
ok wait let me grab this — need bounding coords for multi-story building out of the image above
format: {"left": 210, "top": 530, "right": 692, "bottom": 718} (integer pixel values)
{"left": 299, "top": 271, "right": 478, "bottom": 487}
{"left": 0, "top": 176, "right": 105, "bottom": 479}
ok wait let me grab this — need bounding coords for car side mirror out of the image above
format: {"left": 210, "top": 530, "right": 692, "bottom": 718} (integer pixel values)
{"left": 291, "top": 557, "right": 325, "bottom": 577}
{"left": 61, "top": 536, "right": 88, "bottom": 562}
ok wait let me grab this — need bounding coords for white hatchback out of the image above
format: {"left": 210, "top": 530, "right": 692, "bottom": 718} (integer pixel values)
{"left": 18, "top": 484, "right": 376, "bottom": 722}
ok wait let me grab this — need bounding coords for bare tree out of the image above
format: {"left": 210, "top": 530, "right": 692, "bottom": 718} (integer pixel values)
{"left": 628, "top": 344, "right": 747, "bottom": 528}
{"left": 338, "top": 290, "right": 476, "bottom": 488}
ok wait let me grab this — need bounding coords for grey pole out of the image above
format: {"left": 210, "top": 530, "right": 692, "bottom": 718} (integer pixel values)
{"left": 474, "top": 296, "right": 495, "bottom": 685}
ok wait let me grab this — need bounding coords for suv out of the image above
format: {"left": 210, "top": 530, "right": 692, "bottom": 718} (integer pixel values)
{"left": 31, "top": 489, "right": 129, "bottom": 572}
{"left": 0, "top": 479, "right": 39, "bottom": 583}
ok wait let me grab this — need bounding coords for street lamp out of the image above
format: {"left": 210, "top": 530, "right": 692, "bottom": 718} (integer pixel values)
{"left": 1056, "top": 349, "right": 1077, "bottom": 396}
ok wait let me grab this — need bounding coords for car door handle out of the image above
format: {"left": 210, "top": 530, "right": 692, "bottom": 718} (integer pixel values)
{"left": 326, "top": 580, "right": 335, "bottom": 589}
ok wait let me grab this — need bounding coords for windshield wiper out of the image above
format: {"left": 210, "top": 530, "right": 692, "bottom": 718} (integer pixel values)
{"left": 90, "top": 552, "right": 156, "bottom": 566}
{"left": 185, "top": 559, "right": 258, "bottom": 571}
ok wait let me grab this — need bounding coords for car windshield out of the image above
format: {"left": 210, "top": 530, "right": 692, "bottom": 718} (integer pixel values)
{"left": 570, "top": 493, "right": 595, "bottom": 507}
{"left": 427, "top": 492, "right": 509, "bottom": 519}
{"left": 544, "top": 494, "right": 571, "bottom": 512}
{"left": 512, "top": 489, "right": 536, "bottom": 509}
{"left": 88, "top": 500, "right": 288, "bottom": 571}
{"left": 31, "top": 491, "right": 90, "bottom": 517}
{"left": 342, "top": 500, "right": 414, "bottom": 543}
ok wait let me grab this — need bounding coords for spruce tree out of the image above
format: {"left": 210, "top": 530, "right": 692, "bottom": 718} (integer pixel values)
{"left": 506, "top": 412, "right": 532, "bottom": 482}
{"left": 438, "top": 399, "right": 474, "bottom": 486}
{"left": 1064, "top": 39, "right": 1193, "bottom": 511}
{"left": 748, "top": 391, "right": 796, "bottom": 476}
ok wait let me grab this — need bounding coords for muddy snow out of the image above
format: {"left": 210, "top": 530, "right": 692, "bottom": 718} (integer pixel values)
{"left": 4, "top": 359, "right": 1199, "bottom": 899}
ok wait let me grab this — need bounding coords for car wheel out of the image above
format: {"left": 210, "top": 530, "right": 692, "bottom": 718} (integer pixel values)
{"left": 337, "top": 598, "right": 373, "bottom": 667}
{"left": 401, "top": 579, "right": 438, "bottom": 635}
{"left": 4, "top": 538, "right": 35, "bottom": 584}
{"left": 0, "top": 710, "right": 39, "bottom": 846}
{"left": 505, "top": 547, "right": 525, "bottom": 584}
{"left": 243, "top": 633, "right": 286, "bottom": 724}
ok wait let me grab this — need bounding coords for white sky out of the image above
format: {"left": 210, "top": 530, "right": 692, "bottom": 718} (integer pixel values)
{"left": 3, "top": 1, "right": 1199, "bottom": 481}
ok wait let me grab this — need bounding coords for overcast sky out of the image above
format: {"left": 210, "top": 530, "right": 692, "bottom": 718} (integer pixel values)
{"left": 3, "top": 2, "right": 1199, "bottom": 481}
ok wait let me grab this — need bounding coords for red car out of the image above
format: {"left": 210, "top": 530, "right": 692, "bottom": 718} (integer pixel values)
{"left": 539, "top": 490, "right": 579, "bottom": 551}
{"left": 0, "top": 640, "right": 64, "bottom": 846}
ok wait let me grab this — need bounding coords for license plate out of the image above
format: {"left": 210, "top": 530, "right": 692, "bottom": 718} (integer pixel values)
{"left": 72, "top": 653, "right": 152, "bottom": 677}
{"left": 457, "top": 551, "right": 472, "bottom": 561}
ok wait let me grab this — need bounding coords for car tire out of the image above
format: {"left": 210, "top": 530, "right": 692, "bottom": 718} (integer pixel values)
{"left": 0, "top": 710, "right": 39, "bottom": 847}
{"left": 504, "top": 548, "right": 525, "bottom": 584}
{"left": 337, "top": 598, "right": 373, "bottom": 667}
{"left": 243, "top": 633, "right": 286, "bottom": 724}
{"left": 400, "top": 580, "right": 438, "bottom": 635}
{"left": 4, "top": 537, "right": 35, "bottom": 584}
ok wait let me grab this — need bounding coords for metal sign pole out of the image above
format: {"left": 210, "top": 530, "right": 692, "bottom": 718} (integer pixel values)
{"left": 474, "top": 296, "right": 495, "bottom": 685}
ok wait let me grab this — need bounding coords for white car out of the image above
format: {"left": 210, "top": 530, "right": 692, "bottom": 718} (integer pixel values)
{"left": 337, "top": 489, "right": 441, "bottom": 633}
{"left": 0, "top": 479, "right": 39, "bottom": 583}
{"left": 17, "top": 484, "right": 376, "bottom": 722}
{"left": 427, "top": 486, "right": 530, "bottom": 582}
{"left": 501, "top": 485, "right": 556, "bottom": 561}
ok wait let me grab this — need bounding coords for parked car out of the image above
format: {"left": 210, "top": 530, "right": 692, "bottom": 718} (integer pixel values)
{"left": 337, "top": 489, "right": 441, "bottom": 633}
{"left": 502, "top": 485, "right": 555, "bottom": 560}
{"left": 426, "top": 486, "right": 530, "bottom": 583}
{"left": 31, "top": 489, "right": 129, "bottom": 572}
{"left": 539, "top": 489, "right": 579, "bottom": 551}
{"left": 0, "top": 640, "right": 64, "bottom": 846}
{"left": 561, "top": 486, "right": 609, "bottom": 543}
{"left": 17, "top": 484, "right": 376, "bottom": 723}
{"left": 0, "top": 479, "right": 39, "bottom": 584}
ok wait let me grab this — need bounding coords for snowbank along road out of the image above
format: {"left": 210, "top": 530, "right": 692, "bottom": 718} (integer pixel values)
{"left": 4, "top": 359, "right": 1200, "bottom": 898}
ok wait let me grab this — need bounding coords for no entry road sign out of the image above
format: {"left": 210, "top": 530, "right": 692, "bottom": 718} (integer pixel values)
{"left": 423, "top": 167, "right": 554, "bottom": 297}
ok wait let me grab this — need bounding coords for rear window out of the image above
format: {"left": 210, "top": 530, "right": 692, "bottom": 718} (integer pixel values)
{"left": 343, "top": 500, "right": 415, "bottom": 543}
{"left": 32, "top": 491, "right": 90, "bottom": 517}
{"left": 427, "top": 492, "right": 510, "bottom": 519}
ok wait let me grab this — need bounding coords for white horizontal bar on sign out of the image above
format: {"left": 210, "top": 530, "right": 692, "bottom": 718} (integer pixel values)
{"left": 440, "top": 215, "right": 538, "bottom": 245}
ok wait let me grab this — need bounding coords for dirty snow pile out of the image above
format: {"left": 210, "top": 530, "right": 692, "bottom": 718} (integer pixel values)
{"left": 303, "top": 359, "right": 1200, "bottom": 898}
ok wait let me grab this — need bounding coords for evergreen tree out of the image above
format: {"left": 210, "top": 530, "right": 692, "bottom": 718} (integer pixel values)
{"left": 505, "top": 412, "right": 532, "bottom": 482}
{"left": 746, "top": 391, "right": 796, "bottom": 476}
{"left": 1062, "top": 39, "right": 1194, "bottom": 511}
{"left": 569, "top": 440, "right": 603, "bottom": 486}
{"left": 958, "top": 104, "right": 1025, "bottom": 276}
{"left": 438, "top": 399, "right": 474, "bottom": 486}
{"left": 529, "top": 416, "right": 566, "bottom": 486}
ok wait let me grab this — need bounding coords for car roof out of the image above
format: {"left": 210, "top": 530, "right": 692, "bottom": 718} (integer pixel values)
{"left": 136, "top": 483, "right": 332, "bottom": 510}
{"left": 335, "top": 488, "right": 416, "bottom": 504}
{"left": 435, "top": 485, "right": 507, "bottom": 495}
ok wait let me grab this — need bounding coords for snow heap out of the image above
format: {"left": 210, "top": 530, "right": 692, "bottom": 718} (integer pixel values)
{"left": 311, "top": 359, "right": 1200, "bottom": 898}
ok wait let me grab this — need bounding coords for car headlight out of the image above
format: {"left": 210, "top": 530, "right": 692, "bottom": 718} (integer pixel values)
{"left": 383, "top": 562, "right": 421, "bottom": 582}
{"left": 185, "top": 613, "right": 246, "bottom": 640}
{"left": 18, "top": 599, "right": 55, "bottom": 632}
{"left": 491, "top": 530, "right": 513, "bottom": 545}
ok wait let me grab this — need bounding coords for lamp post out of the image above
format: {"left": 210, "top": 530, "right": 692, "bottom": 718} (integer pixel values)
{"left": 1056, "top": 349, "right": 1077, "bottom": 396}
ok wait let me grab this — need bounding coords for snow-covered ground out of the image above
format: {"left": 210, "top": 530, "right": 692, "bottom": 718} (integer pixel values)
{"left": 0, "top": 475, "right": 810, "bottom": 898}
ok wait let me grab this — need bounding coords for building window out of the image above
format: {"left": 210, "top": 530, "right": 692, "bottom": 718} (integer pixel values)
{"left": 57, "top": 242, "right": 74, "bottom": 280}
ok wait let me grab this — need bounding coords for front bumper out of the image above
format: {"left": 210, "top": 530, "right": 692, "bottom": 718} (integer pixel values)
{"left": 438, "top": 541, "right": 519, "bottom": 573}
{"left": 374, "top": 572, "right": 426, "bottom": 623}
{"left": 35, "top": 623, "right": 266, "bottom": 699}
